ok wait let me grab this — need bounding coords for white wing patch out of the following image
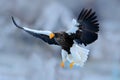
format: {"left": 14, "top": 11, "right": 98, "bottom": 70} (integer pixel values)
{"left": 23, "top": 27, "right": 52, "bottom": 36}
{"left": 66, "top": 19, "right": 79, "bottom": 35}
{"left": 67, "top": 44, "right": 89, "bottom": 67}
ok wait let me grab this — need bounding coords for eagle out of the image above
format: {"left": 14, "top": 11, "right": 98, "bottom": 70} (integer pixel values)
{"left": 12, "top": 9, "right": 99, "bottom": 68}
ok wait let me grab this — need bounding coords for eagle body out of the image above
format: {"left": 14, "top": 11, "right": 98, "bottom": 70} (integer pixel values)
{"left": 12, "top": 8, "right": 99, "bottom": 68}
{"left": 54, "top": 32, "right": 74, "bottom": 54}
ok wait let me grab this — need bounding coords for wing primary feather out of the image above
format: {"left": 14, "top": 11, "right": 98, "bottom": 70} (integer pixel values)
{"left": 92, "top": 20, "right": 98, "bottom": 23}
{"left": 86, "top": 12, "right": 96, "bottom": 20}
{"left": 78, "top": 9, "right": 99, "bottom": 32}
{"left": 80, "top": 9, "right": 88, "bottom": 20}
{"left": 77, "top": 8, "right": 85, "bottom": 20}
{"left": 83, "top": 10, "right": 89, "bottom": 20}
{"left": 75, "top": 8, "right": 99, "bottom": 46}
{"left": 84, "top": 9, "right": 92, "bottom": 19}
{"left": 11, "top": 16, "right": 24, "bottom": 29}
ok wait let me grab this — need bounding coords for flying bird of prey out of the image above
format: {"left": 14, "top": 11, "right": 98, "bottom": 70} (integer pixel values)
{"left": 12, "top": 9, "right": 99, "bottom": 68}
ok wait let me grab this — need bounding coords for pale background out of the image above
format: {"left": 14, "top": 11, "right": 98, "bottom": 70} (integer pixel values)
{"left": 0, "top": 0, "right": 120, "bottom": 80}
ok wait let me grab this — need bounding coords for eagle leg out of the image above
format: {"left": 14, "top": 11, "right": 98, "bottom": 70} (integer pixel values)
{"left": 60, "top": 50, "right": 68, "bottom": 68}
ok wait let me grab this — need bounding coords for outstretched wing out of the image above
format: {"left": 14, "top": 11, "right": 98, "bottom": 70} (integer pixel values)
{"left": 11, "top": 16, "right": 58, "bottom": 45}
{"left": 76, "top": 9, "right": 99, "bottom": 46}
{"left": 67, "top": 9, "right": 99, "bottom": 46}
{"left": 77, "top": 8, "right": 99, "bottom": 32}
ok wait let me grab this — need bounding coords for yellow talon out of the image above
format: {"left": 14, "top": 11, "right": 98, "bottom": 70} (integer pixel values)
{"left": 60, "top": 61, "right": 64, "bottom": 68}
{"left": 70, "top": 62, "right": 75, "bottom": 69}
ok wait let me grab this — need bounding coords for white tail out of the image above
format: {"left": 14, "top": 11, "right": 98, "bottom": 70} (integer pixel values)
{"left": 67, "top": 44, "right": 89, "bottom": 67}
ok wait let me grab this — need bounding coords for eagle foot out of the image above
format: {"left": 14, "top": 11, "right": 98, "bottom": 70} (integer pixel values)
{"left": 60, "top": 61, "right": 65, "bottom": 68}
{"left": 70, "top": 62, "right": 75, "bottom": 69}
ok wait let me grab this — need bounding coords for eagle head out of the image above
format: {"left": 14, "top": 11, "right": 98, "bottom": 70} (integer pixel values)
{"left": 49, "top": 32, "right": 65, "bottom": 39}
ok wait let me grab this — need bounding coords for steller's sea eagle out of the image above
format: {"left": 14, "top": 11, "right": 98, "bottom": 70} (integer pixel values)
{"left": 12, "top": 9, "right": 99, "bottom": 68}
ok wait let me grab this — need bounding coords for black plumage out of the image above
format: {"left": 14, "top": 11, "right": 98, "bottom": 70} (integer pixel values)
{"left": 76, "top": 9, "right": 99, "bottom": 46}
{"left": 12, "top": 8, "right": 99, "bottom": 54}
{"left": 54, "top": 32, "right": 73, "bottom": 54}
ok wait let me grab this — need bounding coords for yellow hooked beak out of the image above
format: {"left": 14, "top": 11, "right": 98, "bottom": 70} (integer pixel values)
{"left": 49, "top": 33, "right": 55, "bottom": 39}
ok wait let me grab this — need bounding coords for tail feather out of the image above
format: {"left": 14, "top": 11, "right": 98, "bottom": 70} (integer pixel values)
{"left": 68, "top": 44, "right": 89, "bottom": 67}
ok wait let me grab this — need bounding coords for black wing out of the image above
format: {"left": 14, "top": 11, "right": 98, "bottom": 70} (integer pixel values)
{"left": 11, "top": 16, "right": 58, "bottom": 45}
{"left": 75, "top": 9, "right": 99, "bottom": 46}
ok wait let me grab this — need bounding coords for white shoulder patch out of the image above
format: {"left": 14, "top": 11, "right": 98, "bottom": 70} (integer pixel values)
{"left": 67, "top": 44, "right": 89, "bottom": 67}
{"left": 23, "top": 27, "right": 52, "bottom": 36}
{"left": 66, "top": 19, "right": 79, "bottom": 35}
{"left": 72, "top": 19, "right": 79, "bottom": 26}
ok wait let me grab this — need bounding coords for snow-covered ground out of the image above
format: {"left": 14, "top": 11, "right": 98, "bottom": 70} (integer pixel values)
{"left": 0, "top": 0, "right": 120, "bottom": 80}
